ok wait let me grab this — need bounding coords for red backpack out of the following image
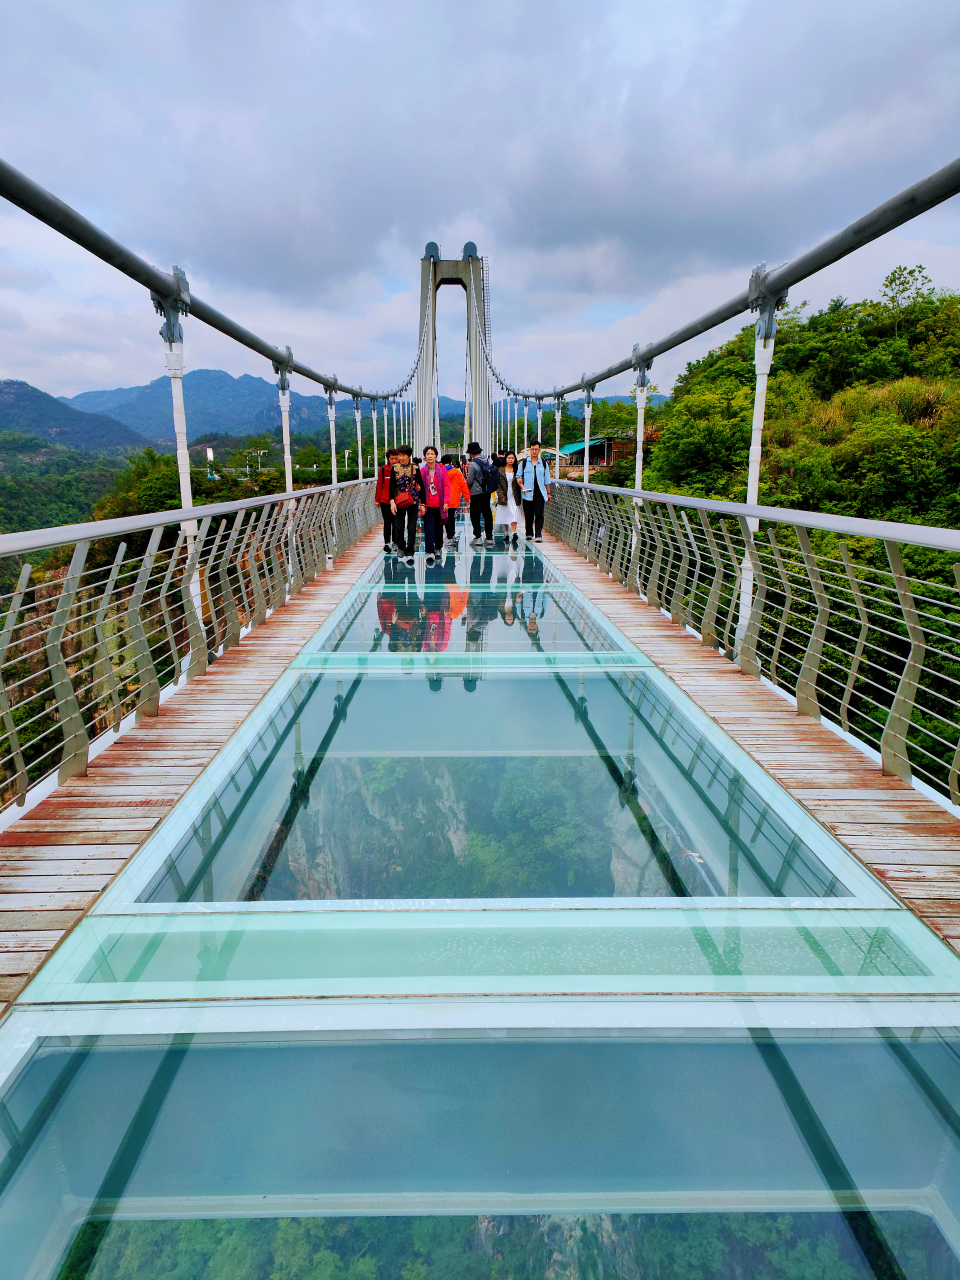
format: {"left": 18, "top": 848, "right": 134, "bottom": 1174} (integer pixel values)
{"left": 375, "top": 462, "right": 393, "bottom": 505}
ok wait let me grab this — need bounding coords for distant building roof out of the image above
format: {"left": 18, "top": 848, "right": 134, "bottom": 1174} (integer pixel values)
{"left": 558, "top": 437, "right": 620, "bottom": 456}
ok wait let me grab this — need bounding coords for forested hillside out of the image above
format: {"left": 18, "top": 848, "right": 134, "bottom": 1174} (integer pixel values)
{"left": 613, "top": 266, "right": 960, "bottom": 529}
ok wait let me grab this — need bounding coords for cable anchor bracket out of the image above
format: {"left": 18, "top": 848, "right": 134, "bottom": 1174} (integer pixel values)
{"left": 151, "top": 265, "right": 191, "bottom": 344}
{"left": 748, "top": 262, "right": 789, "bottom": 343}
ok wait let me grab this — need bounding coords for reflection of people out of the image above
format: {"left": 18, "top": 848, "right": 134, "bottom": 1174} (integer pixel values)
{"left": 375, "top": 447, "right": 399, "bottom": 553}
{"left": 518, "top": 439, "right": 551, "bottom": 543}
{"left": 386, "top": 593, "right": 426, "bottom": 652}
{"left": 518, "top": 579, "right": 547, "bottom": 639}
{"left": 389, "top": 444, "right": 425, "bottom": 566}
{"left": 419, "top": 445, "right": 449, "bottom": 567}
{"left": 495, "top": 450, "right": 523, "bottom": 547}
{"left": 422, "top": 585, "right": 451, "bottom": 654}
{"left": 442, "top": 455, "right": 470, "bottom": 548}
{"left": 466, "top": 441, "right": 495, "bottom": 548}
{"left": 465, "top": 550, "right": 496, "bottom": 652}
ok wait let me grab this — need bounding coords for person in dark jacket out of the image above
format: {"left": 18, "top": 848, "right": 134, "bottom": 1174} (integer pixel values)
{"left": 389, "top": 444, "right": 426, "bottom": 565}
{"left": 465, "top": 441, "right": 495, "bottom": 547}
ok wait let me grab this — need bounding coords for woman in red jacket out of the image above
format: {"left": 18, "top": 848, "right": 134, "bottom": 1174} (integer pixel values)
{"left": 375, "top": 447, "right": 399, "bottom": 553}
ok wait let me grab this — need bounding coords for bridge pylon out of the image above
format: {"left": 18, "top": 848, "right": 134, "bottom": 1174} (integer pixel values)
{"left": 415, "top": 242, "right": 491, "bottom": 457}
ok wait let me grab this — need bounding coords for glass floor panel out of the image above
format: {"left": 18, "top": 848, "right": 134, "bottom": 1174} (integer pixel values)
{"left": 91, "top": 661, "right": 887, "bottom": 907}
{"left": 4, "top": 1027, "right": 960, "bottom": 1280}
{"left": 20, "top": 907, "right": 960, "bottom": 1002}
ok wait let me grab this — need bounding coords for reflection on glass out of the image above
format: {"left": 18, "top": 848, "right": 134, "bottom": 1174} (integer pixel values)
{"left": 134, "top": 666, "right": 849, "bottom": 904}
{"left": 3, "top": 1031, "right": 960, "bottom": 1280}
{"left": 303, "top": 551, "right": 621, "bottom": 657}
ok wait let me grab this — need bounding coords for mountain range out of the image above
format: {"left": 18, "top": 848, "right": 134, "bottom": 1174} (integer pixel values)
{"left": 0, "top": 370, "right": 670, "bottom": 458}
{"left": 0, "top": 381, "right": 160, "bottom": 453}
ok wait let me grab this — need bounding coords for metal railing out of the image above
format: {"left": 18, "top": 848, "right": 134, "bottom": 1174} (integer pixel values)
{"left": 547, "top": 481, "right": 960, "bottom": 806}
{"left": 0, "top": 480, "right": 377, "bottom": 811}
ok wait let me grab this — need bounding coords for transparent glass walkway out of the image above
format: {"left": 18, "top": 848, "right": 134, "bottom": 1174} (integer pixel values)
{"left": 3, "top": 543, "right": 960, "bottom": 1279}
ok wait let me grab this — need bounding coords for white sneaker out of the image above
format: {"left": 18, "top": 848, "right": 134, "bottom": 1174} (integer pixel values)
{"left": 469, "top": 535, "right": 483, "bottom": 546}
{"left": 484, "top": 538, "right": 495, "bottom": 548}
{"left": 425, "top": 553, "right": 435, "bottom": 566}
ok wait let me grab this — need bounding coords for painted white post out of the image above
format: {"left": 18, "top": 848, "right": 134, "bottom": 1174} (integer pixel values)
{"left": 747, "top": 336, "right": 775, "bottom": 519}
{"left": 582, "top": 383, "right": 593, "bottom": 485}
{"left": 392, "top": 399, "right": 397, "bottom": 449}
{"left": 327, "top": 391, "right": 338, "bottom": 486}
{"left": 354, "top": 399, "right": 363, "bottom": 480}
{"left": 523, "top": 400, "right": 529, "bottom": 454}
{"left": 554, "top": 399, "right": 561, "bottom": 480}
{"left": 164, "top": 342, "right": 195, "bottom": 531}
{"left": 279, "top": 388, "right": 293, "bottom": 493}
{"left": 371, "top": 400, "right": 379, "bottom": 475}
{"left": 634, "top": 381, "right": 648, "bottom": 492}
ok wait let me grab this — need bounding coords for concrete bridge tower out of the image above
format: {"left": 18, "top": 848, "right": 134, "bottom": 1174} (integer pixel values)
{"left": 415, "top": 242, "right": 491, "bottom": 456}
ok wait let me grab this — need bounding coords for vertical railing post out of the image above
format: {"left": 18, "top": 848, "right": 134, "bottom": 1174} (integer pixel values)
{"left": 697, "top": 511, "right": 724, "bottom": 651}
{"left": 795, "top": 525, "right": 829, "bottom": 720}
{"left": 881, "top": 540, "right": 926, "bottom": 783}
{"left": 736, "top": 516, "right": 768, "bottom": 679}
{"left": 127, "top": 526, "right": 164, "bottom": 720}
{"left": 182, "top": 518, "right": 212, "bottom": 680}
{"left": 47, "top": 540, "right": 91, "bottom": 782}
{"left": 0, "top": 563, "right": 34, "bottom": 803}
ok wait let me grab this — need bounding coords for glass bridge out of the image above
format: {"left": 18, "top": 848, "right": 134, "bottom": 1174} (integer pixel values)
{"left": 4, "top": 544, "right": 960, "bottom": 1280}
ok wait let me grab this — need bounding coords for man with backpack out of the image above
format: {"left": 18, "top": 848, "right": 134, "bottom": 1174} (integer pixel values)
{"left": 465, "top": 441, "right": 496, "bottom": 548}
{"left": 518, "top": 438, "right": 551, "bottom": 542}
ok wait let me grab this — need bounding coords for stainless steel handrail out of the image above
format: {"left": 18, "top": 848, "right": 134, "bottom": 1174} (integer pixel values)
{"left": 546, "top": 480, "right": 960, "bottom": 805}
{"left": 0, "top": 479, "right": 378, "bottom": 811}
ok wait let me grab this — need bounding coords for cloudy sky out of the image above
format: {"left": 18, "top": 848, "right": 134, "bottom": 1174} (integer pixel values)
{"left": 1, "top": 0, "right": 960, "bottom": 403}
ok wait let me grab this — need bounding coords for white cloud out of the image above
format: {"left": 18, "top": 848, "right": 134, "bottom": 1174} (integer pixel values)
{"left": 0, "top": 0, "right": 959, "bottom": 400}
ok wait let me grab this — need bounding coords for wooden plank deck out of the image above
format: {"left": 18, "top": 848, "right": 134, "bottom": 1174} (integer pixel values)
{"left": 0, "top": 529, "right": 383, "bottom": 1017}
{"left": 541, "top": 534, "right": 960, "bottom": 952}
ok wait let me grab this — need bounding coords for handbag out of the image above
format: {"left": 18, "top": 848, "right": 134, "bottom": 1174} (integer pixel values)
{"left": 393, "top": 466, "right": 418, "bottom": 510}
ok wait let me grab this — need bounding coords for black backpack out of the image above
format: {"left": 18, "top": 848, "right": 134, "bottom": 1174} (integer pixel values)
{"left": 478, "top": 457, "right": 499, "bottom": 495}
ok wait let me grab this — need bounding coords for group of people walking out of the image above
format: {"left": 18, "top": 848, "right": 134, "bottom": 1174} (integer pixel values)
{"left": 374, "top": 440, "right": 552, "bottom": 566}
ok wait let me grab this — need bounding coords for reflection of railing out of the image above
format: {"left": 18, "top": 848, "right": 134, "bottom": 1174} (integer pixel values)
{"left": 0, "top": 479, "right": 377, "bottom": 811}
{"left": 546, "top": 480, "right": 960, "bottom": 805}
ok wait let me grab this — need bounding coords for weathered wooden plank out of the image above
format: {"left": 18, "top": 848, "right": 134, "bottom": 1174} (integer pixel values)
{"left": 0, "top": 831, "right": 146, "bottom": 846}
{"left": 0, "top": 931, "right": 66, "bottom": 950}
{"left": 10, "top": 819, "right": 159, "bottom": 833}
{"left": 0, "top": 859, "right": 127, "bottom": 875}
{"left": 0, "top": 892, "right": 99, "bottom": 911}
{"left": 0, "top": 875, "right": 115, "bottom": 892}
{"left": 0, "top": 910, "right": 82, "bottom": 930}
{"left": 0, "top": 953, "right": 47, "bottom": 975}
